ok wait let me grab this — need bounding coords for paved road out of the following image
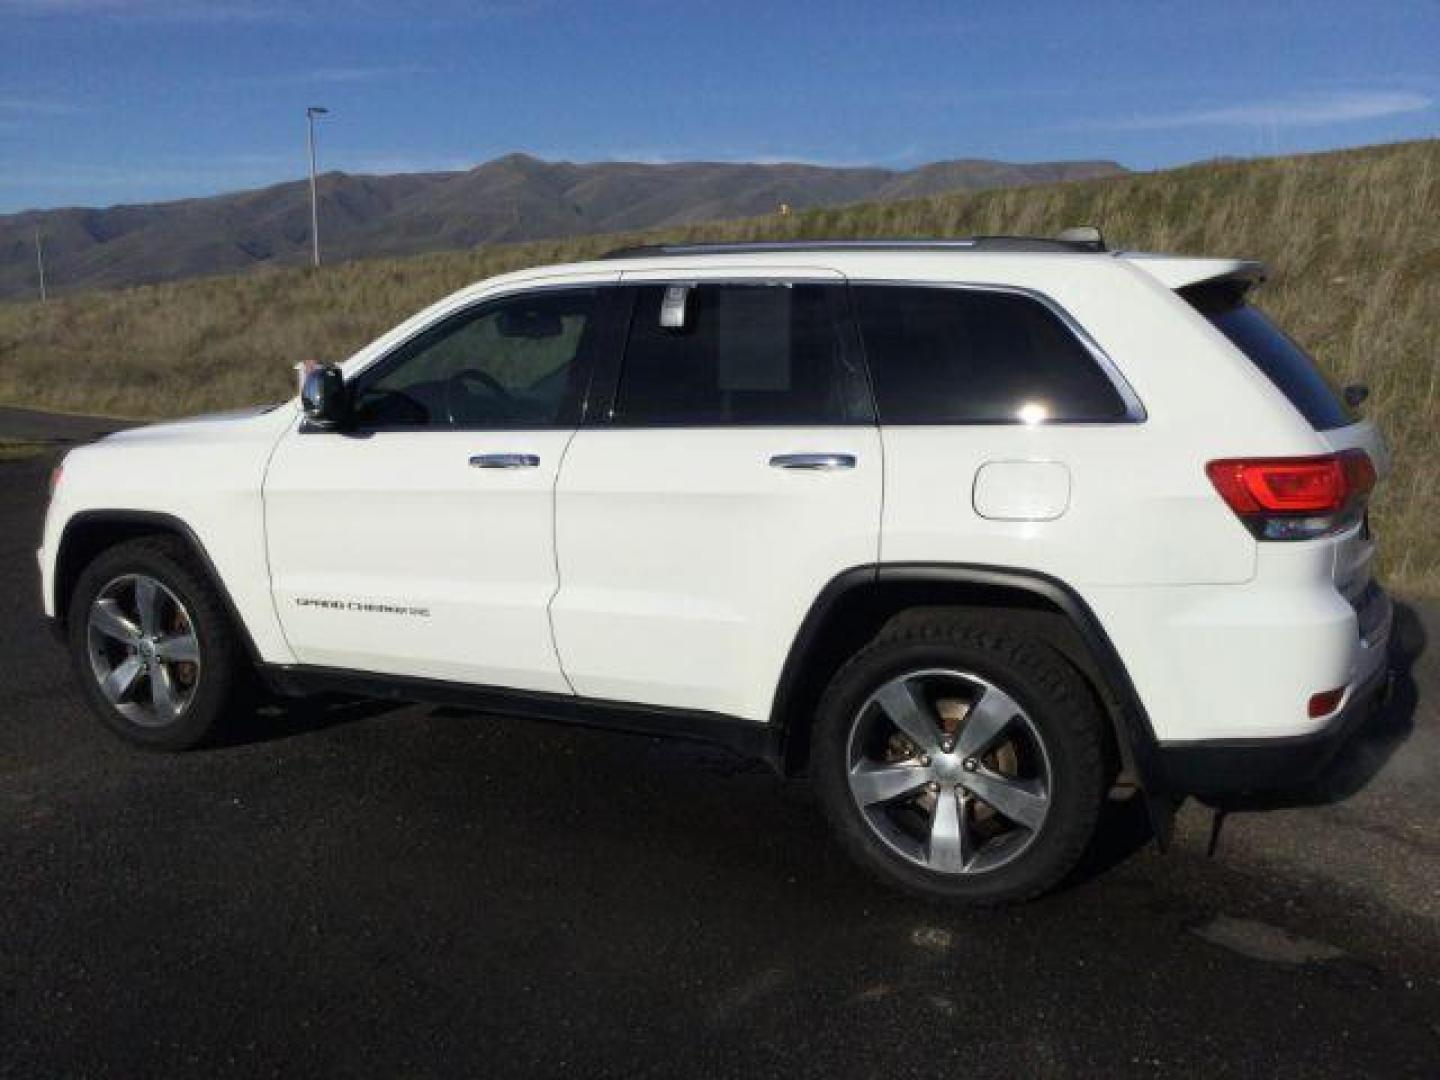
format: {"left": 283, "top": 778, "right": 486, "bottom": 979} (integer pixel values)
{"left": 2, "top": 435, "right": 1438, "bottom": 1077}
{"left": 0, "top": 405, "right": 133, "bottom": 444}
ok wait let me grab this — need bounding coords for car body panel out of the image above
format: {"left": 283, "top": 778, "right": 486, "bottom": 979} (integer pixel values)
{"left": 551, "top": 424, "right": 884, "bottom": 722}
{"left": 38, "top": 245, "right": 1392, "bottom": 770}
{"left": 40, "top": 405, "right": 297, "bottom": 662}
{"left": 262, "top": 424, "right": 577, "bottom": 691}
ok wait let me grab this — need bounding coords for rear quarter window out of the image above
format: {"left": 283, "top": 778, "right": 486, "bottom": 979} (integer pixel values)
{"left": 852, "top": 285, "right": 1132, "bottom": 424}
{"left": 1182, "top": 282, "right": 1353, "bottom": 431}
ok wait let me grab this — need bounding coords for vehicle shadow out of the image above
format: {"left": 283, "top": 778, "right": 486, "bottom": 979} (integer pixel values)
{"left": 208, "top": 602, "right": 1427, "bottom": 894}
{"left": 1059, "top": 599, "right": 1429, "bottom": 887}
{"left": 217, "top": 692, "right": 409, "bottom": 747}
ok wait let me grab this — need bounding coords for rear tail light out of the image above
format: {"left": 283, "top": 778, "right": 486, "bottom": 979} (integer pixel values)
{"left": 1206, "top": 449, "right": 1375, "bottom": 541}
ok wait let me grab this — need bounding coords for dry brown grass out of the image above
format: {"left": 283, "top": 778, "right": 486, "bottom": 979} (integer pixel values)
{"left": 0, "top": 139, "right": 1436, "bottom": 590}
{"left": 0, "top": 440, "right": 48, "bottom": 462}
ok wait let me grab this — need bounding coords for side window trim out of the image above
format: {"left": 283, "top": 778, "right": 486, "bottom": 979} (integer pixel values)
{"left": 578, "top": 285, "right": 634, "bottom": 428}
{"left": 586, "top": 280, "right": 877, "bottom": 429}
{"left": 345, "top": 284, "right": 626, "bottom": 433}
{"left": 847, "top": 279, "right": 1147, "bottom": 424}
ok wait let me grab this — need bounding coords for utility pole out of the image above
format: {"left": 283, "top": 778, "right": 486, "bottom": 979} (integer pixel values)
{"left": 306, "top": 105, "right": 330, "bottom": 267}
{"left": 34, "top": 226, "right": 47, "bottom": 302}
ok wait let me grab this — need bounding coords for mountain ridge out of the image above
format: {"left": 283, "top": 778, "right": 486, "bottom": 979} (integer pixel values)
{"left": 0, "top": 154, "right": 1126, "bottom": 299}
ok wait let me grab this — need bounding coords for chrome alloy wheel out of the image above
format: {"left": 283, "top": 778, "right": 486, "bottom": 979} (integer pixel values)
{"left": 86, "top": 574, "right": 202, "bottom": 727}
{"left": 846, "top": 669, "right": 1053, "bottom": 875}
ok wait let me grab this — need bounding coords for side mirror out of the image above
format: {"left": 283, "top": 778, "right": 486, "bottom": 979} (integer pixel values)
{"left": 1343, "top": 383, "right": 1370, "bottom": 410}
{"left": 301, "top": 365, "right": 349, "bottom": 429}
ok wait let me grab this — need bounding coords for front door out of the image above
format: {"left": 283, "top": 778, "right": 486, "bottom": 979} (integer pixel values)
{"left": 550, "top": 272, "right": 883, "bottom": 723}
{"left": 264, "top": 285, "right": 615, "bottom": 691}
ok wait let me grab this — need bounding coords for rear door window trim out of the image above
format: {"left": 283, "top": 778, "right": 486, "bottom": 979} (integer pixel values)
{"left": 583, "top": 279, "right": 878, "bottom": 430}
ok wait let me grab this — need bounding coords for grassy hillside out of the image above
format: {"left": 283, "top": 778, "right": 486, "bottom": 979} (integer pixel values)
{"left": 0, "top": 139, "right": 1436, "bottom": 592}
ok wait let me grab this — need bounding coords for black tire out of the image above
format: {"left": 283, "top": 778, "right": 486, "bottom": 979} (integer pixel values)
{"left": 812, "top": 611, "right": 1109, "bottom": 904}
{"left": 67, "top": 535, "right": 250, "bottom": 750}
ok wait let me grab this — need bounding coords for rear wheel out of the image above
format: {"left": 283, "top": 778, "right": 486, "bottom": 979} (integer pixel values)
{"left": 68, "top": 536, "right": 249, "bottom": 750}
{"left": 812, "top": 612, "right": 1108, "bottom": 903}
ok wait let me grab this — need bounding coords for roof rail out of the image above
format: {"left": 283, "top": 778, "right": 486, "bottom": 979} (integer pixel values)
{"left": 600, "top": 230, "right": 1107, "bottom": 260}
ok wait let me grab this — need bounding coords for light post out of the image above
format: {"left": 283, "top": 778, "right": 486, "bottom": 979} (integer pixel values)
{"left": 306, "top": 105, "right": 330, "bottom": 267}
{"left": 34, "top": 226, "right": 47, "bottom": 302}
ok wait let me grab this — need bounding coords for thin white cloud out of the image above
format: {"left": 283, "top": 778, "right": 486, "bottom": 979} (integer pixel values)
{"left": 0, "top": 150, "right": 469, "bottom": 203}
{"left": 234, "top": 65, "right": 438, "bottom": 87}
{"left": 308, "top": 65, "right": 434, "bottom": 84}
{"left": 1096, "top": 90, "right": 1433, "bottom": 131}
{"left": 0, "top": 97, "right": 82, "bottom": 115}
{"left": 0, "top": 0, "right": 541, "bottom": 20}
{"left": 0, "top": 0, "right": 290, "bottom": 19}
{"left": 0, "top": 160, "right": 267, "bottom": 189}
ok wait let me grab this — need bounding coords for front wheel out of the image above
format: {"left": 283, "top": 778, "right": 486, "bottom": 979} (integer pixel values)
{"left": 68, "top": 536, "right": 249, "bottom": 750}
{"left": 812, "top": 613, "right": 1109, "bottom": 904}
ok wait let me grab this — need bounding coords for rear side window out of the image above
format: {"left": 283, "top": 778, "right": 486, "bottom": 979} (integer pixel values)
{"left": 1183, "top": 282, "right": 1352, "bottom": 431}
{"left": 613, "top": 283, "right": 871, "bottom": 425}
{"left": 852, "top": 285, "right": 1131, "bottom": 424}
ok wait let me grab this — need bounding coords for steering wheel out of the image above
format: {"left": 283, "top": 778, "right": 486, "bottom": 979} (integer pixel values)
{"left": 354, "top": 387, "right": 429, "bottom": 426}
{"left": 446, "top": 368, "right": 516, "bottom": 424}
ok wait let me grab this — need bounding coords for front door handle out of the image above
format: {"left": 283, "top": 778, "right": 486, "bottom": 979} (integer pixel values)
{"left": 769, "top": 453, "right": 857, "bottom": 471}
{"left": 470, "top": 453, "right": 540, "bottom": 469}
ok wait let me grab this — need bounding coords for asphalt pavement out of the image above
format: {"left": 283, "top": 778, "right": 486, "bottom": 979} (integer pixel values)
{"left": 1, "top": 424, "right": 1437, "bottom": 1078}
{"left": 0, "top": 405, "right": 133, "bottom": 444}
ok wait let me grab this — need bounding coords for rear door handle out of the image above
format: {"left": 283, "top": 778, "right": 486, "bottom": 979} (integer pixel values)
{"left": 470, "top": 453, "right": 540, "bottom": 469}
{"left": 769, "top": 453, "right": 857, "bottom": 471}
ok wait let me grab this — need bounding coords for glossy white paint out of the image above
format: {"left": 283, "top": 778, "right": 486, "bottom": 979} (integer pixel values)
{"left": 551, "top": 425, "right": 882, "bottom": 721}
{"left": 36, "top": 245, "right": 1390, "bottom": 749}
{"left": 263, "top": 426, "right": 575, "bottom": 691}
{"left": 39, "top": 405, "right": 297, "bottom": 661}
{"left": 972, "top": 461, "right": 1071, "bottom": 521}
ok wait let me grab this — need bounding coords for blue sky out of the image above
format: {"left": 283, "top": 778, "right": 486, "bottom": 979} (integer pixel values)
{"left": 0, "top": 0, "right": 1436, "bottom": 212}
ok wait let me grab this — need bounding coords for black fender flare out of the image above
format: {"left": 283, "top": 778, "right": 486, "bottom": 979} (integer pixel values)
{"left": 770, "top": 562, "right": 1169, "bottom": 804}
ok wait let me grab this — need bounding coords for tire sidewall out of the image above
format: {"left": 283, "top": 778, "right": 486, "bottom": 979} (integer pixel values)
{"left": 68, "top": 540, "right": 238, "bottom": 750}
{"left": 813, "top": 630, "right": 1105, "bottom": 904}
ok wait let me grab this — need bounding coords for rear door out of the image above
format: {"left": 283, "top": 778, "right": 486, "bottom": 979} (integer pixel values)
{"left": 549, "top": 269, "right": 882, "bottom": 722}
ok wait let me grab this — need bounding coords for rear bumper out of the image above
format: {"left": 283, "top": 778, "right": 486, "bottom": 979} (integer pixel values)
{"left": 1153, "top": 659, "right": 1392, "bottom": 803}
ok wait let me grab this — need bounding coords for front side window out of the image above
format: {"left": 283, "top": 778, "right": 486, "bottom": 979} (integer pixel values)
{"left": 853, "top": 285, "right": 1131, "bottom": 424}
{"left": 612, "top": 283, "right": 871, "bottom": 426}
{"left": 351, "top": 288, "right": 600, "bottom": 429}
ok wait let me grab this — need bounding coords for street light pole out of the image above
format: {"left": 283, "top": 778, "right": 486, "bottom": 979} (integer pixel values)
{"left": 306, "top": 106, "right": 330, "bottom": 268}
{"left": 34, "top": 226, "right": 47, "bottom": 302}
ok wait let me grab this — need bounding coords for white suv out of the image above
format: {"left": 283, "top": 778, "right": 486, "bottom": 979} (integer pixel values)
{"left": 39, "top": 234, "right": 1394, "bottom": 903}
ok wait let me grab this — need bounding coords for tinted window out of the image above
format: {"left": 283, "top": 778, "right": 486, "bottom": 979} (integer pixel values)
{"left": 853, "top": 285, "right": 1130, "bottom": 424}
{"left": 1183, "top": 283, "right": 1351, "bottom": 431}
{"left": 351, "top": 288, "right": 599, "bottom": 429}
{"left": 613, "top": 284, "right": 870, "bottom": 425}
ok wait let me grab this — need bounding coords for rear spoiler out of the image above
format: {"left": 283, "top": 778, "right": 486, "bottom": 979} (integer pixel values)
{"left": 1121, "top": 254, "right": 1267, "bottom": 293}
